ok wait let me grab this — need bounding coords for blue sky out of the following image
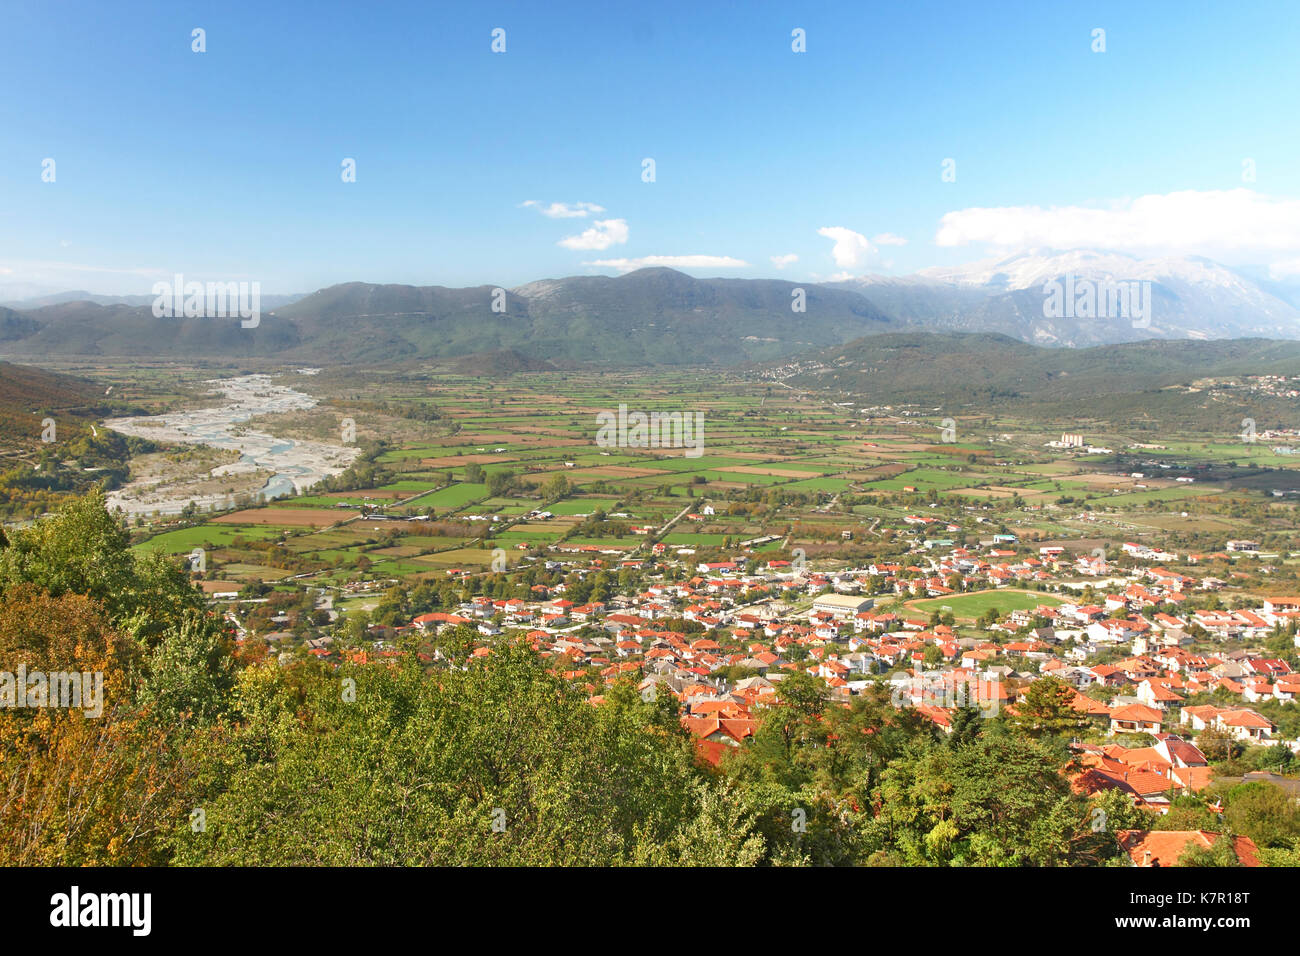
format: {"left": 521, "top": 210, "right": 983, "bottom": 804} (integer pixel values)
{"left": 2, "top": 0, "right": 1299, "bottom": 294}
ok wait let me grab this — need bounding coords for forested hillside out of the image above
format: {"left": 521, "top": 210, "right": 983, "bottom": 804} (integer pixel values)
{"left": 0, "top": 362, "right": 152, "bottom": 520}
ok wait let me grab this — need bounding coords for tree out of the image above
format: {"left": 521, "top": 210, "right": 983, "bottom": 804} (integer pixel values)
{"left": 540, "top": 473, "right": 570, "bottom": 502}
{"left": 168, "top": 641, "right": 733, "bottom": 865}
{"left": 948, "top": 705, "right": 985, "bottom": 748}
{"left": 1010, "top": 676, "right": 1087, "bottom": 742}
{"left": 1078, "top": 788, "right": 1159, "bottom": 864}
{"left": 866, "top": 735, "right": 1081, "bottom": 866}
{"left": 776, "top": 670, "right": 825, "bottom": 720}
{"left": 1220, "top": 781, "right": 1300, "bottom": 849}
{"left": 136, "top": 612, "right": 234, "bottom": 725}
{"left": 1, "top": 491, "right": 131, "bottom": 614}
{"left": 1196, "top": 726, "right": 1240, "bottom": 762}
{"left": 1178, "top": 833, "right": 1241, "bottom": 867}
{"left": 1155, "top": 795, "right": 1219, "bottom": 833}
{"left": 0, "top": 587, "right": 197, "bottom": 865}
{"left": 486, "top": 469, "right": 515, "bottom": 497}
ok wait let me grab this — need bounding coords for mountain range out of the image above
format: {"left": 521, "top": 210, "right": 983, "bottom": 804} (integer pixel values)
{"left": 1, "top": 251, "right": 1298, "bottom": 365}
{"left": 0, "top": 290, "right": 306, "bottom": 310}
{"left": 0, "top": 270, "right": 888, "bottom": 365}
{"left": 829, "top": 250, "right": 1300, "bottom": 347}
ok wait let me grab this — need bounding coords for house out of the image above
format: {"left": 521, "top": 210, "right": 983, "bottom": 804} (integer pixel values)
{"left": 1068, "top": 763, "right": 1175, "bottom": 809}
{"left": 1109, "top": 703, "right": 1164, "bottom": 736}
{"left": 1263, "top": 596, "right": 1300, "bottom": 619}
{"left": 1088, "top": 618, "right": 1147, "bottom": 644}
{"left": 1069, "top": 689, "right": 1113, "bottom": 718}
{"left": 681, "top": 715, "right": 756, "bottom": 747}
{"left": 1088, "top": 664, "right": 1127, "bottom": 688}
{"left": 1180, "top": 705, "right": 1276, "bottom": 744}
{"left": 1153, "top": 734, "right": 1208, "bottom": 768}
{"left": 1135, "top": 679, "right": 1184, "bottom": 710}
{"left": 411, "top": 611, "right": 472, "bottom": 631}
{"left": 1115, "top": 830, "right": 1262, "bottom": 867}
{"left": 1216, "top": 708, "right": 1277, "bottom": 744}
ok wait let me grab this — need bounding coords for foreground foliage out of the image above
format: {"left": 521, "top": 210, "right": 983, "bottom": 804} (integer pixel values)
{"left": 3, "top": 493, "right": 1298, "bottom": 866}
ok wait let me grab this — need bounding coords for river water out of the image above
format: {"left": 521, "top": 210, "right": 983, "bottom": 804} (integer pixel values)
{"left": 103, "top": 373, "right": 360, "bottom": 515}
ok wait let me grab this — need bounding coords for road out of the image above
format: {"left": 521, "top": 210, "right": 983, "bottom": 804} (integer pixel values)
{"left": 641, "top": 498, "right": 708, "bottom": 555}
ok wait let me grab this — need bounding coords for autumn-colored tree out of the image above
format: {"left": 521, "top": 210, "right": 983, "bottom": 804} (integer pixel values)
{"left": 0, "top": 588, "right": 199, "bottom": 865}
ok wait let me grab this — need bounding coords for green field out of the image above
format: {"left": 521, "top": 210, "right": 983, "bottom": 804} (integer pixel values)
{"left": 103, "top": 362, "right": 1300, "bottom": 606}
{"left": 907, "top": 589, "right": 1067, "bottom": 621}
{"left": 136, "top": 524, "right": 280, "bottom": 554}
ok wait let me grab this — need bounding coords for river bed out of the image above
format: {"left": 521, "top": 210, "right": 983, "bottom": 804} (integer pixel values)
{"left": 103, "top": 374, "right": 360, "bottom": 516}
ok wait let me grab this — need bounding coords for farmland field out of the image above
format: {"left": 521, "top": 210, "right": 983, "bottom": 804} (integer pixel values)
{"left": 906, "top": 589, "right": 1068, "bottom": 620}
{"left": 97, "top": 363, "right": 1300, "bottom": 613}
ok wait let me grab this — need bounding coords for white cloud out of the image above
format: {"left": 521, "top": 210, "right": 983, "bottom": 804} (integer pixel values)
{"left": 558, "top": 218, "right": 629, "bottom": 251}
{"left": 872, "top": 233, "right": 908, "bottom": 246}
{"left": 584, "top": 255, "right": 750, "bottom": 273}
{"left": 520, "top": 200, "right": 606, "bottom": 219}
{"left": 770, "top": 253, "right": 799, "bottom": 269}
{"left": 818, "top": 227, "right": 875, "bottom": 268}
{"left": 935, "top": 189, "right": 1300, "bottom": 262}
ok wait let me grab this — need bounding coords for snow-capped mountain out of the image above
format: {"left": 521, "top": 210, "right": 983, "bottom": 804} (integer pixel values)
{"left": 830, "top": 250, "right": 1300, "bottom": 347}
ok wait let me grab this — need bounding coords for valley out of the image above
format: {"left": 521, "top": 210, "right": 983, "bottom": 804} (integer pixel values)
{"left": 43, "top": 356, "right": 1298, "bottom": 616}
